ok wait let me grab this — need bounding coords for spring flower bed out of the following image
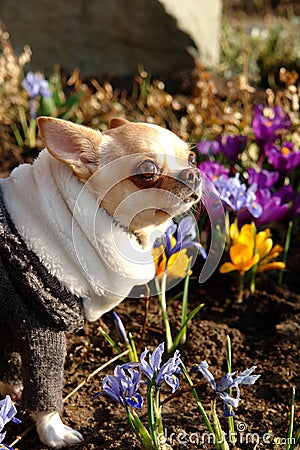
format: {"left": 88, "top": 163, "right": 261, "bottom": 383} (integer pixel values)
{"left": 0, "top": 20, "right": 299, "bottom": 450}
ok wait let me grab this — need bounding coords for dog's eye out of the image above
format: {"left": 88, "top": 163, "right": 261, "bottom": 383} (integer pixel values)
{"left": 137, "top": 160, "right": 159, "bottom": 180}
{"left": 188, "top": 153, "right": 197, "bottom": 167}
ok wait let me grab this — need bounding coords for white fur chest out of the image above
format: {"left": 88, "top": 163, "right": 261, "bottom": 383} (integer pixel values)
{"left": 1, "top": 150, "right": 155, "bottom": 321}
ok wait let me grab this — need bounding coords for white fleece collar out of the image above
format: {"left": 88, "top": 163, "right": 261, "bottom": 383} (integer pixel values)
{"left": 1, "top": 150, "right": 155, "bottom": 321}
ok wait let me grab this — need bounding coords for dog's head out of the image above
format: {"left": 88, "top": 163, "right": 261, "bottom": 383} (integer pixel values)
{"left": 38, "top": 117, "right": 201, "bottom": 245}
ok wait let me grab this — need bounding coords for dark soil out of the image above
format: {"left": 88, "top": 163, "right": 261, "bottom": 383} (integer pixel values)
{"left": 57, "top": 265, "right": 300, "bottom": 450}
{"left": 2, "top": 154, "right": 299, "bottom": 449}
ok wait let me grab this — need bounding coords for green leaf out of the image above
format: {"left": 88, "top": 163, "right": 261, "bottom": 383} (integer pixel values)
{"left": 226, "top": 335, "right": 236, "bottom": 444}
{"left": 131, "top": 411, "right": 157, "bottom": 450}
{"left": 180, "top": 361, "right": 215, "bottom": 437}
{"left": 287, "top": 387, "right": 296, "bottom": 450}
{"left": 39, "top": 96, "right": 57, "bottom": 116}
{"left": 180, "top": 258, "right": 192, "bottom": 345}
{"left": 98, "top": 328, "right": 127, "bottom": 362}
{"left": 211, "top": 400, "right": 230, "bottom": 450}
{"left": 170, "top": 303, "right": 204, "bottom": 352}
{"left": 60, "top": 92, "right": 83, "bottom": 120}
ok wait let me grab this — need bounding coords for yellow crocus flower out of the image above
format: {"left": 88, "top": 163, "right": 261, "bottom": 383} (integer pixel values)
{"left": 256, "top": 228, "right": 286, "bottom": 273}
{"left": 152, "top": 237, "right": 192, "bottom": 281}
{"left": 220, "top": 224, "right": 260, "bottom": 274}
{"left": 220, "top": 223, "right": 285, "bottom": 275}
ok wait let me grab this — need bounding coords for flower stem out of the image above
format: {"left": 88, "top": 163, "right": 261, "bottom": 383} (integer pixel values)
{"left": 157, "top": 269, "right": 173, "bottom": 352}
{"left": 180, "top": 362, "right": 215, "bottom": 437}
{"left": 147, "top": 379, "right": 160, "bottom": 449}
{"left": 128, "top": 331, "right": 139, "bottom": 362}
{"left": 130, "top": 410, "right": 157, "bottom": 450}
{"left": 250, "top": 222, "right": 258, "bottom": 294}
{"left": 126, "top": 406, "right": 144, "bottom": 446}
{"left": 279, "top": 220, "right": 293, "bottom": 285}
{"left": 12, "top": 123, "right": 25, "bottom": 147}
{"left": 154, "top": 388, "right": 164, "bottom": 442}
{"left": 180, "top": 258, "right": 192, "bottom": 345}
{"left": 286, "top": 386, "right": 296, "bottom": 450}
{"left": 171, "top": 303, "right": 204, "bottom": 353}
{"left": 28, "top": 118, "right": 36, "bottom": 148}
{"left": 225, "top": 211, "right": 231, "bottom": 249}
{"left": 237, "top": 274, "right": 244, "bottom": 303}
{"left": 211, "top": 400, "right": 230, "bottom": 450}
{"left": 99, "top": 327, "right": 127, "bottom": 362}
{"left": 226, "top": 335, "right": 236, "bottom": 445}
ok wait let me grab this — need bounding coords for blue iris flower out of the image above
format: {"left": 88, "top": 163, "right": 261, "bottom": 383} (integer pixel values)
{"left": 102, "top": 365, "right": 143, "bottom": 410}
{"left": 139, "top": 343, "right": 181, "bottom": 393}
{"left": 154, "top": 216, "right": 207, "bottom": 261}
{"left": 214, "top": 173, "right": 262, "bottom": 219}
{"left": 196, "top": 361, "right": 260, "bottom": 417}
{"left": 0, "top": 395, "right": 21, "bottom": 447}
{"left": 22, "top": 71, "right": 52, "bottom": 118}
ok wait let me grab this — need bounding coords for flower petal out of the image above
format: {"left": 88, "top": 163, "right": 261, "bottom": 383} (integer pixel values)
{"left": 257, "top": 262, "right": 285, "bottom": 273}
{"left": 234, "top": 366, "right": 261, "bottom": 386}
{"left": 163, "top": 374, "right": 179, "bottom": 393}
{"left": 139, "top": 348, "right": 154, "bottom": 380}
{"left": 216, "top": 373, "right": 235, "bottom": 392}
{"left": 113, "top": 312, "right": 129, "bottom": 345}
{"left": 219, "top": 391, "right": 239, "bottom": 408}
{"left": 197, "top": 361, "right": 217, "bottom": 390}
{"left": 126, "top": 393, "right": 144, "bottom": 410}
{"left": 219, "top": 262, "right": 238, "bottom": 273}
{"left": 150, "top": 343, "right": 164, "bottom": 371}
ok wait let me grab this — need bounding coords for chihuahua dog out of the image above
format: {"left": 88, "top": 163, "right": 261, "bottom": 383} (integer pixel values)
{"left": 0, "top": 117, "right": 201, "bottom": 448}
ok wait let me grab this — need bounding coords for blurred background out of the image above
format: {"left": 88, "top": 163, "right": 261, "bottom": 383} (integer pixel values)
{"left": 0, "top": 0, "right": 299, "bottom": 89}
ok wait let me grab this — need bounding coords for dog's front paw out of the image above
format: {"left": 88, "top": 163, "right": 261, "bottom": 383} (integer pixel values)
{"left": 33, "top": 411, "right": 83, "bottom": 448}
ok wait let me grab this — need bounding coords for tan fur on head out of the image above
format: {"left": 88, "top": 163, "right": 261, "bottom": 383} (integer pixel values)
{"left": 37, "top": 117, "right": 201, "bottom": 246}
{"left": 109, "top": 117, "right": 130, "bottom": 129}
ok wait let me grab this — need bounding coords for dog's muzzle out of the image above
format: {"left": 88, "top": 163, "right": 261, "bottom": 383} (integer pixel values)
{"left": 178, "top": 167, "right": 202, "bottom": 196}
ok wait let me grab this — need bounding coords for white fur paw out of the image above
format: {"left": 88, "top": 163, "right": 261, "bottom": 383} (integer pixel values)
{"left": 0, "top": 381, "right": 23, "bottom": 402}
{"left": 33, "top": 411, "right": 83, "bottom": 448}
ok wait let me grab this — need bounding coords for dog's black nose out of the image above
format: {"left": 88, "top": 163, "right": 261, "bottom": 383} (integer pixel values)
{"left": 178, "top": 167, "right": 201, "bottom": 191}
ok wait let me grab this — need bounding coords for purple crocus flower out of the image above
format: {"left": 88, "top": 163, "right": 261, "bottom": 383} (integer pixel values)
{"left": 252, "top": 104, "right": 291, "bottom": 143}
{"left": 247, "top": 167, "right": 279, "bottom": 189}
{"left": 139, "top": 343, "right": 181, "bottom": 393}
{"left": 276, "top": 185, "right": 295, "bottom": 204}
{"left": 22, "top": 71, "right": 52, "bottom": 118}
{"left": 0, "top": 396, "right": 21, "bottom": 445}
{"left": 102, "top": 365, "right": 143, "bottom": 409}
{"left": 217, "top": 135, "right": 248, "bottom": 162}
{"left": 196, "top": 139, "right": 220, "bottom": 156}
{"left": 154, "top": 216, "right": 207, "bottom": 260}
{"left": 252, "top": 187, "right": 293, "bottom": 227}
{"left": 264, "top": 141, "right": 300, "bottom": 174}
{"left": 214, "top": 173, "right": 262, "bottom": 218}
{"left": 195, "top": 361, "right": 260, "bottom": 417}
{"left": 199, "top": 161, "right": 229, "bottom": 182}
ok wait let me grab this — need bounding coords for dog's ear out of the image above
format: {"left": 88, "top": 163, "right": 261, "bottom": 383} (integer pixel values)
{"left": 37, "top": 117, "right": 103, "bottom": 179}
{"left": 109, "top": 117, "right": 130, "bottom": 129}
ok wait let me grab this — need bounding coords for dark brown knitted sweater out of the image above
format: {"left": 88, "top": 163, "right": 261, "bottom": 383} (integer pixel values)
{"left": 0, "top": 185, "right": 84, "bottom": 411}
